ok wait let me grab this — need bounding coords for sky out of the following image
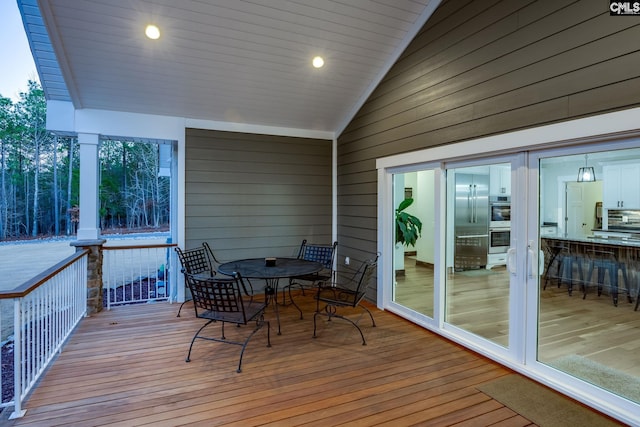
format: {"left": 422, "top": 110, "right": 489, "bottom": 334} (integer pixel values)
{"left": 0, "top": 0, "right": 39, "bottom": 102}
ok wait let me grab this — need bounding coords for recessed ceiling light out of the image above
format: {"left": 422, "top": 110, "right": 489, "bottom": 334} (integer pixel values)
{"left": 312, "top": 56, "right": 324, "bottom": 68}
{"left": 145, "top": 25, "right": 160, "bottom": 40}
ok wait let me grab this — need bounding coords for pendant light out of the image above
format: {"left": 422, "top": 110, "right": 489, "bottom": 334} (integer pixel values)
{"left": 577, "top": 154, "right": 596, "bottom": 182}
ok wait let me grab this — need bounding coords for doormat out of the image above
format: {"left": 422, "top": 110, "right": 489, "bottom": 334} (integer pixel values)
{"left": 477, "top": 374, "right": 622, "bottom": 427}
{"left": 549, "top": 355, "right": 640, "bottom": 404}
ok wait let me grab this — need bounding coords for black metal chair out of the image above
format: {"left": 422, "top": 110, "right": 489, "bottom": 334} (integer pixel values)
{"left": 313, "top": 255, "right": 379, "bottom": 345}
{"left": 283, "top": 239, "right": 337, "bottom": 319}
{"left": 184, "top": 272, "right": 270, "bottom": 373}
{"left": 175, "top": 244, "right": 216, "bottom": 317}
{"left": 175, "top": 242, "right": 254, "bottom": 317}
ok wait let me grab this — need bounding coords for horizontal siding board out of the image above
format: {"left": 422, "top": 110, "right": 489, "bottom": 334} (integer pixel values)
{"left": 186, "top": 224, "right": 331, "bottom": 240}
{"left": 568, "top": 76, "right": 640, "bottom": 116}
{"left": 333, "top": 234, "right": 378, "bottom": 258}
{"left": 187, "top": 149, "right": 331, "bottom": 166}
{"left": 186, "top": 231, "right": 331, "bottom": 246}
{"left": 337, "top": 171, "right": 378, "bottom": 187}
{"left": 184, "top": 239, "right": 304, "bottom": 260}
{"left": 185, "top": 236, "right": 332, "bottom": 252}
{"left": 185, "top": 236, "right": 330, "bottom": 254}
{"left": 338, "top": 194, "right": 378, "bottom": 207}
{"left": 336, "top": 182, "right": 378, "bottom": 196}
{"left": 187, "top": 215, "right": 331, "bottom": 229}
{"left": 185, "top": 193, "right": 331, "bottom": 207}
{"left": 339, "top": 216, "right": 378, "bottom": 230}
{"left": 187, "top": 182, "right": 330, "bottom": 196}
{"left": 186, "top": 204, "right": 331, "bottom": 217}
{"left": 187, "top": 170, "right": 328, "bottom": 185}
{"left": 337, "top": 223, "right": 379, "bottom": 242}
{"left": 338, "top": 204, "right": 377, "bottom": 219}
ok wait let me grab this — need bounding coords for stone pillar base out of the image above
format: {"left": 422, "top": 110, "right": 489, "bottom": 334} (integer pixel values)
{"left": 71, "top": 239, "right": 106, "bottom": 316}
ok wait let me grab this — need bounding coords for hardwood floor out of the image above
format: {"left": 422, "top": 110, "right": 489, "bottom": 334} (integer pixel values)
{"left": 395, "top": 257, "right": 640, "bottom": 377}
{"left": 0, "top": 294, "right": 541, "bottom": 426}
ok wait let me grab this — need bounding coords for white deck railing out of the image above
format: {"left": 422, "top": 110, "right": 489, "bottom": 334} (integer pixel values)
{"left": 102, "top": 243, "right": 177, "bottom": 309}
{"left": 0, "top": 250, "right": 88, "bottom": 419}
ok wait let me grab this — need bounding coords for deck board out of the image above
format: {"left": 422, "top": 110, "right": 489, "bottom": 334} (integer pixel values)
{"left": 7, "top": 296, "right": 533, "bottom": 426}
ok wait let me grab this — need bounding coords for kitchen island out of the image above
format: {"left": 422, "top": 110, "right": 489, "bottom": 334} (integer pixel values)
{"left": 541, "top": 234, "right": 639, "bottom": 308}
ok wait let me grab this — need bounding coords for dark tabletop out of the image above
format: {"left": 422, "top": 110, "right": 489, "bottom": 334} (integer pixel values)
{"left": 542, "top": 234, "right": 640, "bottom": 248}
{"left": 218, "top": 257, "right": 323, "bottom": 279}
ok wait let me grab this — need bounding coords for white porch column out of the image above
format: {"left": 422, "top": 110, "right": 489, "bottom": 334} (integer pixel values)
{"left": 77, "top": 133, "right": 100, "bottom": 240}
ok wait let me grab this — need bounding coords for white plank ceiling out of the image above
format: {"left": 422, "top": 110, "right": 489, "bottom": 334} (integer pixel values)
{"left": 18, "top": 0, "right": 440, "bottom": 136}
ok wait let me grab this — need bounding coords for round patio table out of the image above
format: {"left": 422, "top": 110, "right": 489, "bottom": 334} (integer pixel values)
{"left": 218, "top": 257, "right": 322, "bottom": 334}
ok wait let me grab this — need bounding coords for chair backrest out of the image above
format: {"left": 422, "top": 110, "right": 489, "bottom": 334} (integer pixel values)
{"left": 202, "top": 242, "right": 223, "bottom": 269}
{"left": 185, "top": 273, "right": 249, "bottom": 323}
{"left": 175, "top": 245, "right": 215, "bottom": 276}
{"left": 347, "top": 255, "right": 379, "bottom": 306}
{"left": 300, "top": 240, "right": 338, "bottom": 269}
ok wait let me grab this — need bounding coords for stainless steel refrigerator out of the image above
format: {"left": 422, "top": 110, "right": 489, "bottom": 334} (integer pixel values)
{"left": 454, "top": 173, "right": 489, "bottom": 271}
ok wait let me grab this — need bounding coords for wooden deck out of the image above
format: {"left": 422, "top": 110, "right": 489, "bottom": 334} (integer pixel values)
{"left": 6, "top": 296, "right": 538, "bottom": 426}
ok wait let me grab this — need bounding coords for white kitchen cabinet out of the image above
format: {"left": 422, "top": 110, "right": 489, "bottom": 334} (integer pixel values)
{"left": 602, "top": 163, "right": 640, "bottom": 209}
{"left": 489, "top": 165, "right": 511, "bottom": 196}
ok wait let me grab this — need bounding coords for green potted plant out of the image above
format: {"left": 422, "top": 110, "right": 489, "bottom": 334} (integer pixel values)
{"left": 395, "top": 198, "right": 422, "bottom": 247}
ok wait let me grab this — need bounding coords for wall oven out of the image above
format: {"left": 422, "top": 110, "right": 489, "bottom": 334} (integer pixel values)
{"left": 489, "top": 196, "right": 511, "bottom": 228}
{"left": 489, "top": 227, "right": 511, "bottom": 254}
{"left": 489, "top": 196, "right": 510, "bottom": 254}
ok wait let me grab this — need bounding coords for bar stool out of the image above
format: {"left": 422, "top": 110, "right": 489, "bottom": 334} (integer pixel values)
{"left": 544, "top": 241, "right": 583, "bottom": 295}
{"left": 558, "top": 251, "right": 584, "bottom": 296}
{"left": 544, "top": 241, "right": 568, "bottom": 289}
{"left": 583, "top": 249, "right": 629, "bottom": 306}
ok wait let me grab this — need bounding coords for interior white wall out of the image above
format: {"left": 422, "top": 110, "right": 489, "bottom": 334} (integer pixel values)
{"left": 394, "top": 174, "right": 405, "bottom": 271}
{"left": 415, "top": 170, "right": 435, "bottom": 265}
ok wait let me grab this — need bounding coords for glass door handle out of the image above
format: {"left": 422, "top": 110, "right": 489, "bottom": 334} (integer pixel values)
{"left": 527, "top": 247, "right": 536, "bottom": 279}
{"left": 538, "top": 249, "right": 545, "bottom": 277}
{"left": 525, "top": 242, "right": 544, "bottom": 279}
{"left": 507, "top": 247, "right": 517, "bottom": 276}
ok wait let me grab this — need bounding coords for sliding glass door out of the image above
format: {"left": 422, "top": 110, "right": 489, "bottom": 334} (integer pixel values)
{"left": 444, "top": 162, "right": 511, "bottom": 348}
{"left": 392, "top": 170, "right": 436, "bottom": 318}
{"left": 531, "top": 144, "right": 640, "bottom": 406}
{"left": 442, "top": 156, "right": 526, "bottom": 358}
{"left": 388, "top": 155, "right": 525, "bottom": 358}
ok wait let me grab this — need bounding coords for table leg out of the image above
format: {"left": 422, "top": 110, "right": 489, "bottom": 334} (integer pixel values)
{"left": 264, "top": 278, "right": 282, "bottom": 335}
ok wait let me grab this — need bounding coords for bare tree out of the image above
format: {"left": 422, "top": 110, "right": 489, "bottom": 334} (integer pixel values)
{"left": 15, "top": 81, "right": 50, "bottom": 237}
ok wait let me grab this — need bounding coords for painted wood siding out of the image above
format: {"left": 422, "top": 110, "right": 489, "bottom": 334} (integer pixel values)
{"left": 185, "top": 129, "right": 332, "bottom": 261}
{"left": 337, "top": 0, "right": 640, "bottom": 298}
